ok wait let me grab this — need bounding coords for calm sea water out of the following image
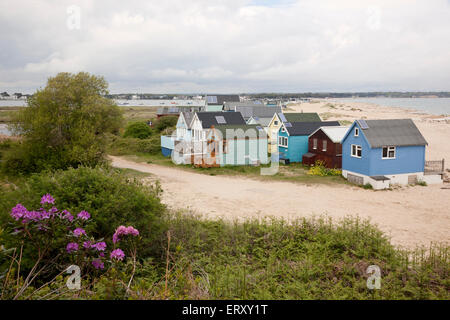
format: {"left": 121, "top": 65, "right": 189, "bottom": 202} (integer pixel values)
{"left": 331, "top": 97, "right": 450, "bottom": 116}
{"left": 1, "top": 97, "right": 449, "bottom": 115}
{"left": 0, "top": 123, "right": 11, "bottom": 135}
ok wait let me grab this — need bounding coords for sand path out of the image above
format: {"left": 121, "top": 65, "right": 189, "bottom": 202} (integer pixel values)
{"left": 110, "top": 156, "right": 449, "bottom": 249}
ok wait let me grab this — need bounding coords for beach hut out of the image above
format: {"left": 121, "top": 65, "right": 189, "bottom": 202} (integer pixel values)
{"left": 205, "top": 124, "right": 269, "bottom": 166}
{"left": 277, "top": 121, "right": 340, "bottom": 163}
{"left": 267, "top": 112, "right": 321, "bottom": 153}
{"left": 341, "top": 119, "right": 439, "bottom": 189}
{"left": 302, "top": 126, "right": 350, "bottom": 168}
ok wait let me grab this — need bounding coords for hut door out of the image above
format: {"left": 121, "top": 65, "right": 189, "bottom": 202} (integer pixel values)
{"left": 245, "top": 137, "right": 250, "bottom": 165}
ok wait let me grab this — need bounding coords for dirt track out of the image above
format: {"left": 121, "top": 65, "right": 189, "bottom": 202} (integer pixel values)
{"left": 110, "top": 156, "right": 450, "bottom": 249}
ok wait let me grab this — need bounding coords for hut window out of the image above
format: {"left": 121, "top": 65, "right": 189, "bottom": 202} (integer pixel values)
{"left": 313, "top": 139, "right": 318, "bottom": 149}
{"left": 279, "top": 136, "right": 288, "bottom": 147}
{"left": 274, "top": 120, "right": 279, "bottom": 126}
{"left": 351, "top": 144, "right": 362, "bottom": 158}
{"left": 322, "top": 140, "right": 327, "bottom": 151}
{"left": 355, "top": 128, "right": 359, "bottom": 136}
{"left": 382, "top": 146, "right": 396, "bottom": 159}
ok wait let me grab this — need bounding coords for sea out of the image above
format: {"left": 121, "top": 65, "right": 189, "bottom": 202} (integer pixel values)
{"left": 329, "top": 97, "right": 450, "bottom": 116}
{"left": 0, "top": 123, "right": 11, "bottom": 135}
{"left": 0, "top": 97, "right": 449, "bottom": 118}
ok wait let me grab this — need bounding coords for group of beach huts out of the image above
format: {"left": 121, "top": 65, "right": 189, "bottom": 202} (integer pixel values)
{"left": 160, "top": 94, "right": 444, "bottom": 189}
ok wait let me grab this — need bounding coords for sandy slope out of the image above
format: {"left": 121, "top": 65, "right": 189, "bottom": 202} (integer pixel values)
{"left": 110, "top": 156, "right": 450, "bottom": 249}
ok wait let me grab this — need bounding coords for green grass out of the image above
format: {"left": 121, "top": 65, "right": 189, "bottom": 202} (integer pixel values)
{"left": 121, "top": 106, "right": 158, "bottom": 124}
{"left": 0, "top": 107, "right": 23, "bottom": 123}
{"left": 131, "top": 213, "right": 449, "bottom": 300}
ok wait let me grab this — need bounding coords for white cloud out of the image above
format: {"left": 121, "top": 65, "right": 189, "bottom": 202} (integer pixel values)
{"left": 0, "top": 0, "right": 449, "bottom": 93}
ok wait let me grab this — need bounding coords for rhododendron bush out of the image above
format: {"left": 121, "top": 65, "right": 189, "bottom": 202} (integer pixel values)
{"left": 1, "top": 194, "right": 140, "bottom": 299}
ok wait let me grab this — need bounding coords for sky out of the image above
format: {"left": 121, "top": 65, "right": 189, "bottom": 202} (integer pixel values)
{"left": 1, "top": 0, "right": 450, "bottom": 93}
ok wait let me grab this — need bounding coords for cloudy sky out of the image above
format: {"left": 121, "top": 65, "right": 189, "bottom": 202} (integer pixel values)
{"left": 1, "top": 0, "right": 450, "bottom": 93}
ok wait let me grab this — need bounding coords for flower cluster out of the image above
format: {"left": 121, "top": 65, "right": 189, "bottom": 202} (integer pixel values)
{"left": 112, "top": 226, "right": 140, "bottom": 244}
{"left": 10, "top": 194, "right": 140, "bottom": 272}
{"left": 110, "top": 249, "right": 125, "bottom": 261}
{"left": 40, "top": 194, "right": 55, "bottom": 205}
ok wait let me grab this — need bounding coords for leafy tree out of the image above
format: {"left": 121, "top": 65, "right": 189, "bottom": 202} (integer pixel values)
{"left": 154, "top": 116, "right": 177, "bottom": 132}
{"left": 123, "top": 121, "right": 153, "bottom": 139}
{"left": 4, "top": 72, "right": 123, "bottom": 173}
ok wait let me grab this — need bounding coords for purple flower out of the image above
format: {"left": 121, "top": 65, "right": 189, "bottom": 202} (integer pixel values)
{"left": 77, "top": 210, "right": 90, "bottom": 220}
{"left": 92, "top": 259, "right": 104, "bottom": 270}
{"left": 11, "top": 204, "right": 28, "bottom": 221}
{"left": 92, "top": 242, "right": 107, "bottom": 251}
{"left": 110, "top": 248, "right": 125, "bottom": 261}
{"left": 112, "top": 225, "right": 140, "bottom": 243}
{"left": 40, "top": 194, "right": 55, "bottom": 205}
{"left": 73, "top": 228, "right": 86, "bottom": 237}
{"left": 66, "top": 242, "right": 79, "bottom": 253}
{"left": 62, "top": 210, "right": 73, "bottom": 222}
{"left": 83, "top": 241, "right": 92, "bottom": 249}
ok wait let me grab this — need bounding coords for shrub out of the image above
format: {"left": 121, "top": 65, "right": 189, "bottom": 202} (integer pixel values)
{"left": 154, "top": 116, "right": 178, "bottom": 132}
{"left": 363, "top": 183, "right": 373, "bottom": 189}
{"left": 0, "top": 194, "right": 141, "bottom": 300}
{"left": 123, "top": 122, "right": 153, "bottom": 139}
{"left": 0, "top": 167, "right": 165, "bottom": 257}
{"left": 307, "top": 160, "right": 342, "bottom": 176}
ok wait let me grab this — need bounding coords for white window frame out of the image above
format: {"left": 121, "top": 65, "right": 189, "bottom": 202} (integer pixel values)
{"left": 313, "top": 138, "right": 318, "bottom": 150}
{"left": 279, "top": 136, "right": 288, "bottom": 148}
{"left": 322, "top": 140, "right": 327, "bottom": 152}
{"left": 351, "top": 144, "right": 362, "bottom": 158}
{"left": 274, "top": 120, "right": 279, "bottom": 126}
{"left": 382, "top": 146, "right": 396, "bottom": 159}
{"left": 281, "top": 126, "right": 286, "bottom": 133}
{"left": 355, "top": 127, "right": 359, "bottom": 137}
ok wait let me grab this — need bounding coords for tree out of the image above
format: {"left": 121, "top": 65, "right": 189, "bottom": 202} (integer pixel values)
{"left": 4, "top": 72, "right": 123, "bottom": 173}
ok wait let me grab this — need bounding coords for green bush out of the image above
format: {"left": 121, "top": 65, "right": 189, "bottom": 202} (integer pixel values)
{"left": 123, "top": 122, "right": 153, "bottom": 139}
{"left": 0, "top": 167, "right": 165, "bottom": 257}
{"left": 154, "top": 116, "right": 178, "bottom": 132}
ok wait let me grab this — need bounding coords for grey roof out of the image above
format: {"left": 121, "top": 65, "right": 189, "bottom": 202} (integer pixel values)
{"left": 205, "top": 94, "right": 240, "bottom": 105}
{"left": 357, "top": 119, "right": 428, "bottom": 148}
{"left": 235, "top": 105, "right": 281, "bottom": 120}
{"left": 196, "top": 112, "right": 246, "bottom": 128}
{"left": 283, "top": 113, "right": 321, "bottom": 122}
{"left": 223, "top": 101, "right": 263, "bottom": 111}
{"left": 181, "top": 111, "right": 194, "bottom": 129}
{"left": 285, "top": 121, "right": 340, "bottom": 136}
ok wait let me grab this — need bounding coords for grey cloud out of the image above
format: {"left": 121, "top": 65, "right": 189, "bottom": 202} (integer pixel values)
{"left": 0, "top": 0, "right": 449, "bottom": 93}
